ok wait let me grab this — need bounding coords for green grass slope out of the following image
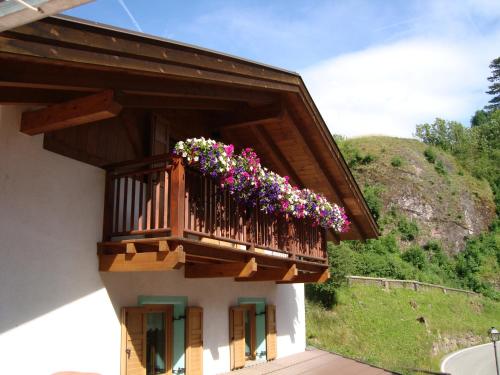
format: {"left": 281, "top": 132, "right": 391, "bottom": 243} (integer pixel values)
{"left": 338, "top": 136, "right": 496, "bottom": 253}
{"left": 306, "top": 285, "right": 500, "bottom": 374}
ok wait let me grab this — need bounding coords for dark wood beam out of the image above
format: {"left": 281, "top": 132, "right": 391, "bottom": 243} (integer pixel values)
{"left": 0, "top": 32, "right": 299, "bottom": 92}
{"left": 235, "top": 264, "right": 297, "bottom": 282}
{"left": 277, "top": 269, "right": 330, "bottom": 284}
{"left": 118, "top": 94, "right": 245, "bottom": 111}
{"left": 0, "top": 87, "right": 85, "bottom": 104}
{"left": 21, "top": 90, "right": 122, "bottom": 135}
{"left": 6, "top": 19, "right": 299, "bottom": 87}
{"left": 185, "top": 258, "right": 257, "bottom": 278}
{"left": 0, "top": 56, "right": 280, "bottom": 105}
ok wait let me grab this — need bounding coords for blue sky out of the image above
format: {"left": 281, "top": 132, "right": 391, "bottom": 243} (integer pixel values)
{"left": 65, "top": 1, "right": 500, "bottom": 137}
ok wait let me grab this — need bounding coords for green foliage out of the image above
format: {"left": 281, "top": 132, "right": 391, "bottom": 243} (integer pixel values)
{"left": 334, "top": 134, "right": 375, "bottom": 169}
{"left": 402, "top": 246, "right": 428, "bottom": 270}
{"left": 390, "top": 156, "right": 403, "bottom": 167}
{"left": 415, "top": 111, "right": 500, "bottom": 214}
{"left": 486, "top": 56, "right": 500, "bottom": 111}
{"left": 434, "top": 159, "right": 447, "bottom": 175}
{"left": 362, "top": 184, "right": 384, "bottom": 222}
{"left": 455, "top": 220, "right": 500, "bottom": 300}
{"left": 397, "top": 216, "right": 419, "bottom": 241}
{"left": 423, "top": 147, "right": 436, "bottom": 163}
{"left": 306, "top": 286, "right": 500, "bottom": 373}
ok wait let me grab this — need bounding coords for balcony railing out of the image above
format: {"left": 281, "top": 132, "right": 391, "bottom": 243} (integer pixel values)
{"left": 102, "top": 155, "right": 327, "bottom": 263}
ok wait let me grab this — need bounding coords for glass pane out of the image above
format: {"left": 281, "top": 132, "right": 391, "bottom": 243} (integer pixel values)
{"left": 244, "top": 309, "right": 251, "bottom": 357}
{"left": 146, "top": 312, "right": 166, "bottom": 375}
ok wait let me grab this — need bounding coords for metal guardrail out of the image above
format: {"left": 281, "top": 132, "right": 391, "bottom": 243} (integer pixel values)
{"left": 346, "top": 275, "right": 477, "bottom": 296}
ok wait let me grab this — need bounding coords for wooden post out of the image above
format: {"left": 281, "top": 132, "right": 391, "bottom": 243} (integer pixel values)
{"left": 102, "top": 171, "right": 114, "bottom": 242}
{"left": 170, "top": 156, "right": 185, "bottom": 237}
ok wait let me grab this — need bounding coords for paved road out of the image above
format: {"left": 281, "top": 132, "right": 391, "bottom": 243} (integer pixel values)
{"left": 441, "top": 343, "right": 499, "bottom": 375}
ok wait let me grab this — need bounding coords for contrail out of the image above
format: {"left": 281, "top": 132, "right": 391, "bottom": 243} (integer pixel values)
{"left": 116, "top": 0, "right": 143, "bottom": 32}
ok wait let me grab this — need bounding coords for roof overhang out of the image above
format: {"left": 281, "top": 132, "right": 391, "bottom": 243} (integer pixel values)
{"left": 0, "top": 0, "right": 91, "bottom": 32}
{"left": 0, "top": 15, "right": 379, "bottom": 241}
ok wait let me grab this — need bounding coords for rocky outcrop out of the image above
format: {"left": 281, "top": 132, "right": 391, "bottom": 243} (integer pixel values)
{"left": 347, "top": 137, "right": 496, "bottom": 254}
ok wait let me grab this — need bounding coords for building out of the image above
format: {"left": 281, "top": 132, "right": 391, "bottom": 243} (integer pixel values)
{"left": 0, "top": 15, "right": 378, "bottom": 375}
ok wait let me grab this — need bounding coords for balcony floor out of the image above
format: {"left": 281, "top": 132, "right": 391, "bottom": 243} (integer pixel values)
{"left": 222, "top": 348, "right": 398, "bottom": 375}
{"left": 97, "top": 236, "right": 329, "bottom": 283}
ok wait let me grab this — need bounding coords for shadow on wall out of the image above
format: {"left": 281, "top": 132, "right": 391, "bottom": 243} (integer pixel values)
{"left": 0, "top": 105, "right": 107, "bottom": 334}
{"left": 275, "top": 284, "right": 302, "bottom": 346}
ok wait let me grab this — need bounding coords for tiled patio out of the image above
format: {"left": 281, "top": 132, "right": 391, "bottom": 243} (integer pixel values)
{"left": 222, "top": 348, "right": 399, "bottom": 375}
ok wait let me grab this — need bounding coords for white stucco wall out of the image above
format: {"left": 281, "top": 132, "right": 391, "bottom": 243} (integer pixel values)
{"left": 0, "top": 105, "right": 306, "bottom": 375}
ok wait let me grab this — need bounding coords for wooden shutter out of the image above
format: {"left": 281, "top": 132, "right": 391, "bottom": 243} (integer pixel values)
{"left": 229, "top": 306, "right": 246, "bottom": 370}
{"left": 121, "top": 307, "right": 146, "bottom": 375}
{"left": 266, "top": 305, "right": 277, "bottom": 361}
{"left": 186, "top": 306, "right": 204, "bottom": 375}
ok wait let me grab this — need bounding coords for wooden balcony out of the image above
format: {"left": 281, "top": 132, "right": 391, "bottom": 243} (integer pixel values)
{"left": 97, "top": 155, "right": 329, "bottom": 282}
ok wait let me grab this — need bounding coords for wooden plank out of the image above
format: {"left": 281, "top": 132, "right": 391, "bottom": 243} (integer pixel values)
{"left": 185, "top": 306, "right": 203, "bottom": 375}
{"left": 266, "top": 304, "right": 277, "bottom": 361}
{"left": 99, "top": 247, "right": 186, "bottom": 272}
{"left": 0, "top": 35, "right": 299, "bottom": 93}
{"left": 277, "top": 269, "right": 330, "bottom": 284}
{"left": 235, "top": 264, "right": 297, "bottom": 282}
{"left": 185, "top": 258, "right": 257, "bottom": 278}
{"left": 7, "top": 19, "right": 299, "bottom": 85}
{"left": 229, "top": 306, "right": 246, "bottom": 370}
{"left": 20, "top": 90, "right": 122, "bottom": 135}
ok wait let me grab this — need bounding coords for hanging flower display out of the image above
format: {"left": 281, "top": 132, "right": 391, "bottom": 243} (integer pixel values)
{"left": 173, "top": 137, "right": 350, "bottom": 233}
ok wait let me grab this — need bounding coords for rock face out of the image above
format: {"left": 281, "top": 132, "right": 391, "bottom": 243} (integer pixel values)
{"left": 347, "top": 136, "right": 496, "bottom": 254}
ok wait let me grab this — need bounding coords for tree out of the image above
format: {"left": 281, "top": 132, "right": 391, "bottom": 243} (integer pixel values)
{"left": 486, "top": 57, "right": 500, "bottom": 111}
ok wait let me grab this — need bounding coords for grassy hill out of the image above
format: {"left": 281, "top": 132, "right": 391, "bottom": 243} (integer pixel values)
{"left": 338, "top": 136, "right": 496, "bottom": 253}
{"left": 306, "top": 284, "right": 500, "bottom": 374}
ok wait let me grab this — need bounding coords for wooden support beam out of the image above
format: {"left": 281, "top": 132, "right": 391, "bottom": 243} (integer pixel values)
{"left": 21, "top": 90, "right": 122, "bottom": 135}
{"left": 99, "top": 246, "right": 185, "bottom": 272}
{"left": 277, "top": 269, "right": 330, "bottom": 284}
{"left": 249, "top": 124, "right": 303, "bottom": 187}
{"left": 185, "top": 258, "right": 257, "bottom": 278}
{"left": 158, "top": 240, "right": 170, "bottom": 253}
{"left": 126, "top": 243, "right": 137, "bottom": 254}
{"left": 216, "top": 103, "right": 284, "bottom": 132}
{"left": 235, "top": 264, "right": 297, "bottom": 282}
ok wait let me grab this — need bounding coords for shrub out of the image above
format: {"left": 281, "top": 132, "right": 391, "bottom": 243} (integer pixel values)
{"left": 435, "top": 159, "right": 447, "bottom": 175}
{"left": 391, "top": 156, "right": 403, "bottom": 167}
{"left": 402, "top": 246, "right": 428, "bottom": 270}
{"left": 362, "top": 184, "right": 384, "bottom": 222}
{"left": 424, "top": 147, "right": 436, "bottom": 164}
{"left": 397, "top": 217, "right": 419, "bottom": 241}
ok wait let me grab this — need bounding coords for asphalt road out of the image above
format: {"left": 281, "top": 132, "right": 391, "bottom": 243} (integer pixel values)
{"left": 441, "top": 343, "right": 499, "bottom": 375}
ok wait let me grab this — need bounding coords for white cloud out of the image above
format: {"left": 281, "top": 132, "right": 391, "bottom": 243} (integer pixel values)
{"left": 302, "top": 35, "right": 500, "bottom": 138}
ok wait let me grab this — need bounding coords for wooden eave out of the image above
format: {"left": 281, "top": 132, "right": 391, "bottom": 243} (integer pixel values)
{"left": 0, "top": 15, "right": 379, "bottom": 241}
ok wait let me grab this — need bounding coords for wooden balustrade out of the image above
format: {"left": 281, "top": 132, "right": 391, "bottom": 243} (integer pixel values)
{"left": 183, "top": 166, "right": 327, "bottom": 263}
{"left": 102, "top": 155, "right": 327, "bottom": 263}
{"left": 102, "top": 155, "right": 173, "bottom": 240}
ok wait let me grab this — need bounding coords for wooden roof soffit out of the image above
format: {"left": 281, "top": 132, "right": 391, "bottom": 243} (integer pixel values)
{"left": 215, "top": 102, "right": 284, "bottom": 132}
{"left": 21, "top": 89, "right": 122, "bottom": 135}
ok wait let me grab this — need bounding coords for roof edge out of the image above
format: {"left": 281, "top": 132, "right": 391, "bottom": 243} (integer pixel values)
{"left": 51, "top": 14, "right": 300, "bottom": 77}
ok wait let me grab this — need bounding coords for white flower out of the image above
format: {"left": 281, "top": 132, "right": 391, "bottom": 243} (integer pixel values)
{"left": 194, "top": 156, "right": 199, "bottom": 162}
{"left": 182, "top": 152, "right": 187, "bottom": 158}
